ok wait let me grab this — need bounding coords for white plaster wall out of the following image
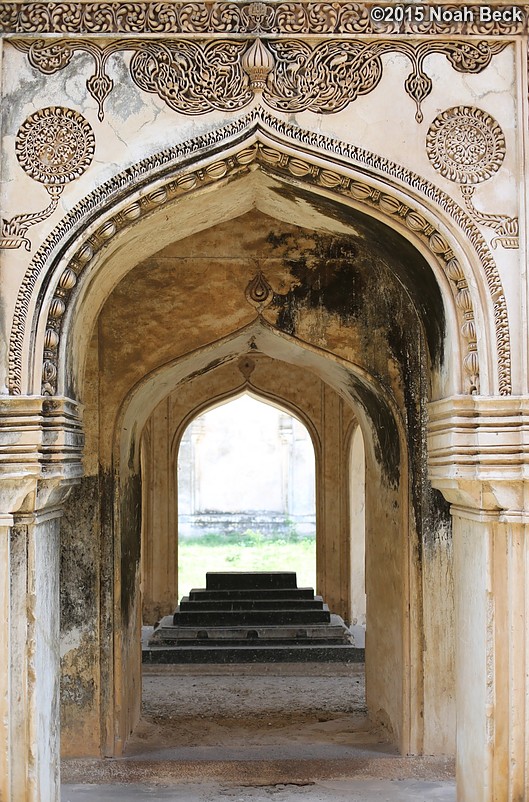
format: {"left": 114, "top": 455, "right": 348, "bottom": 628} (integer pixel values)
{"left": 0, "top": 521, "right": 8, "bottom": 800}
{"left": 33, "top": 516, "right": 61, "bottom": 801}
{"left": 181, "top": 394, "right": 315, "bottom": 516}
{"left": 453, "top": 513, "right": 490, "bottom": 800}
{"left": 9, "top": 522, "right": 33, "bottom": 796}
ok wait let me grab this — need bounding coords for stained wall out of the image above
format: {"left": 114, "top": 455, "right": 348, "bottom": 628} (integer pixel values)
{"left": 56, "top": 206, "right": 454, "bottom": 755}
{"left": 2, "top": 11, "right": 524, "bottom": 800}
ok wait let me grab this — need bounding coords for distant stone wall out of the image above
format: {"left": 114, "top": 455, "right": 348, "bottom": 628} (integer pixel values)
{"left": 178, "top": 395, "right": 316, "bottom": 536}
{"left": 179, "top": 511, "right": 316, "bottom": 538}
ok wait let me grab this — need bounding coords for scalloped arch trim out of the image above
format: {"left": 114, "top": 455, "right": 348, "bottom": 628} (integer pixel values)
{"left": 9, "top": 109, "right": 510, "bottom": 397}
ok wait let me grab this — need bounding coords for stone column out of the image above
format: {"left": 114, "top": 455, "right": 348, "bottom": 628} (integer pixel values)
{"left": 318, "top": 385, "right": 350, "bottom": 621}
{"left": 0, "top": 397, "right": 83, "bottom": 802}
{"left": 278, "top": 413, "right": 293, "bottom": 517}
{"left": 450, "top": 505, "right": 529, "bottom": 800}
{"left": 141, "top": 398, "right": 177, "bottom": 623}
{"left": 349, "top": 424, "right": 366, "bottom": 627}
{"left": 429, "top": 397, "right": 529, "bottom": 801}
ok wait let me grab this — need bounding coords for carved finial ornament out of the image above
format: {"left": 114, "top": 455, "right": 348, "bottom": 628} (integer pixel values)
{"left": 245, "top": 271, "right": 274, "bottom": 312}
{"left": 241, "top": 38, "right": 275, "bottom": 91}
{"left": 238, "top": 356, "right": 256, "bottom": 381}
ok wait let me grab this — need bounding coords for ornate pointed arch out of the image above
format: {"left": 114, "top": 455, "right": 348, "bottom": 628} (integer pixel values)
{"left": 171, "top": 382, "right": 322, "bottom": 463}
{"left": 115, "top": 316, "right": 407, "bottom": 485}
{"left": 8, "top": 109, "right": 510, "bottom": 398}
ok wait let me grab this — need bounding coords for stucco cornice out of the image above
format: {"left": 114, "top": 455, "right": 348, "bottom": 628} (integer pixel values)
{"left": 428, "top": 396, "right": 529, "bottom": 514}
{"left": 0, "top": 395, "right": 84, "bottom": 491}
{"left": 428, "top": 396, "right": 529, "bottom": 468}
{"left": 0, "top": 2, "right": 527, "bottom": 37}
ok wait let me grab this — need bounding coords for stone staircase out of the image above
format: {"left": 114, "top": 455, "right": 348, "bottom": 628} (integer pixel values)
{"left": 143, "top": 571, "right": 364, "bottom": 663}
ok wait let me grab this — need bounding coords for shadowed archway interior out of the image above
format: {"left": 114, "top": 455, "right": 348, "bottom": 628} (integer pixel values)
{"left": 59, "top": 202, "right": 454, "bottom": 768}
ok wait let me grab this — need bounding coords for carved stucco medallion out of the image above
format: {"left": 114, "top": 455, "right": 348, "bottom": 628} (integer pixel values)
{"left": 426, "top": 105, "right": 505, "bottom": 184}
{"left": 426, "top": 106, "right": 517, "bottom": 249}
{"left": 1, "top": 107, "right": 95, "bottom": 250}
{"left": 15, "top": 106, "right": 95, "bottom": 186}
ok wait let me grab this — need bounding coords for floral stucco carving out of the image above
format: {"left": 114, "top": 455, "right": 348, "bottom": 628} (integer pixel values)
{"left": 426, "top": 107, "right": 518, "bottom": 249}
{"left": 13, "top": 38, "right": 507, "bottom": 123}
{"left": 0, "top": 107, "right": 95, "bottom": 250}
{"left": 0, "top": 2, "right": 526, "bottom": 35}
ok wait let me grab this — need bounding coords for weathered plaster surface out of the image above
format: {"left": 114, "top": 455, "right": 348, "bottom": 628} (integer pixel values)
{"left": 60, "top": 478, "right": 101, "bottom": 756}
{"left": 69, "top": 208, "right": 453, "bottom": 757}
{"left": 0, "top": 13, "right": 527, "bottom": 802}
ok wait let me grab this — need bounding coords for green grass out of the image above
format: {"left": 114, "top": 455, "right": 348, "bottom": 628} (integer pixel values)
{"left": 178, "top": 530, "right": 316, "bottom": 596}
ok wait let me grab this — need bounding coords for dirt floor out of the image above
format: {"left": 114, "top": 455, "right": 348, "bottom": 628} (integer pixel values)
{"left": 61, "top": 663, "right": 456, "bottom": 801}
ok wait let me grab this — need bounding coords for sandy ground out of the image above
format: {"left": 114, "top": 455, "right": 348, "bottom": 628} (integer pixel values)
{"left": 126, "top": 663, "right": 375, "bottom": 761}
{"left": 62, "top": 663, "right": 455, "bottom": 800}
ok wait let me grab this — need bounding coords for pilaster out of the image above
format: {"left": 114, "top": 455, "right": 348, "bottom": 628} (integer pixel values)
{"left": 428, "top": 396, "right": 529, "bottom": 801}
{"left": 0, "top": 396, "right": 83, "bottom": 802}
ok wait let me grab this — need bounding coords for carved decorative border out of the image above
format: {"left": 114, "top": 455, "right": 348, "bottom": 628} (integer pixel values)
{"left": 460, "top": 186, "right": 519, "bottom": 249}
{"left": 13, "top": 37, "right": 508, "bottom": 123}
{"left": 38, "top": 142, "right": 482, "bottom": 396}
{"left": 8, "top": 110, "right": 510, "bottom": 398}
{"left": 0, "top": 2, "right": 527, "bottom": 36}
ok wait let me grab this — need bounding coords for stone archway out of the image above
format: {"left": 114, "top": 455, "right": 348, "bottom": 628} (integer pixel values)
{"left": 11, "top": 113, "right": 504, "bottom": 401}
{"left": 53, "top": 184, "right": 459, "bottom": 768}
{"left": 109, "top": 321, "right": 418, "bottom": 753}
{"left": 0, "top": 9, "right": 526, "bottom": 796}
{"left": 4, "top": 118, "right": 508, "bottom": 801}
{"left": 141, "top": 369, "right": 326, "bottom": 627}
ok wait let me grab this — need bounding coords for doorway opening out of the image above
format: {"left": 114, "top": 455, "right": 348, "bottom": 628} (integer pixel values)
{"left": 59, "top": 183, "right": 456, "bottom": 770}
{"left": 177, "top": 392, "right": 317, "bottom": 597}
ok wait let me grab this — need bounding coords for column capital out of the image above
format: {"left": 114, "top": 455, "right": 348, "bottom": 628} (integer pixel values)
{"left": 0, "top": 395, "right": 83, "bottom": 514}
{"left": 427, "top": 396, "right": 529, "bottom": 517}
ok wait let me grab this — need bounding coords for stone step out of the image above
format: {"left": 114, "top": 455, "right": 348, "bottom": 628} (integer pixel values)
{"left": 151, "top": 573, "right": 357, "bottom": 664}
{"left": 142, "top": 643, "right": 364, "bottom": 664}
{"left": 151, "top": 616, "right": 349, "bottom": 644}
{"left": 189, "top": 587, "right": 315, "bottom": 601}
{"left": 172, "top": 606, "right": 331, "bottom": 627}
{"left": 205, "top": 571, "right": 298, "bottom": 591}
{"left": 153, "top": 637, "right": 349, "bottom": 646}
{"left": 179, "top": 596, "right": 325, "bottom": 612}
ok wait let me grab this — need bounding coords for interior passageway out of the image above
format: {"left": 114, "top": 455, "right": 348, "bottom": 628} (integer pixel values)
{"left": 61, "top": 199, "right": 454, "bottom": 778}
